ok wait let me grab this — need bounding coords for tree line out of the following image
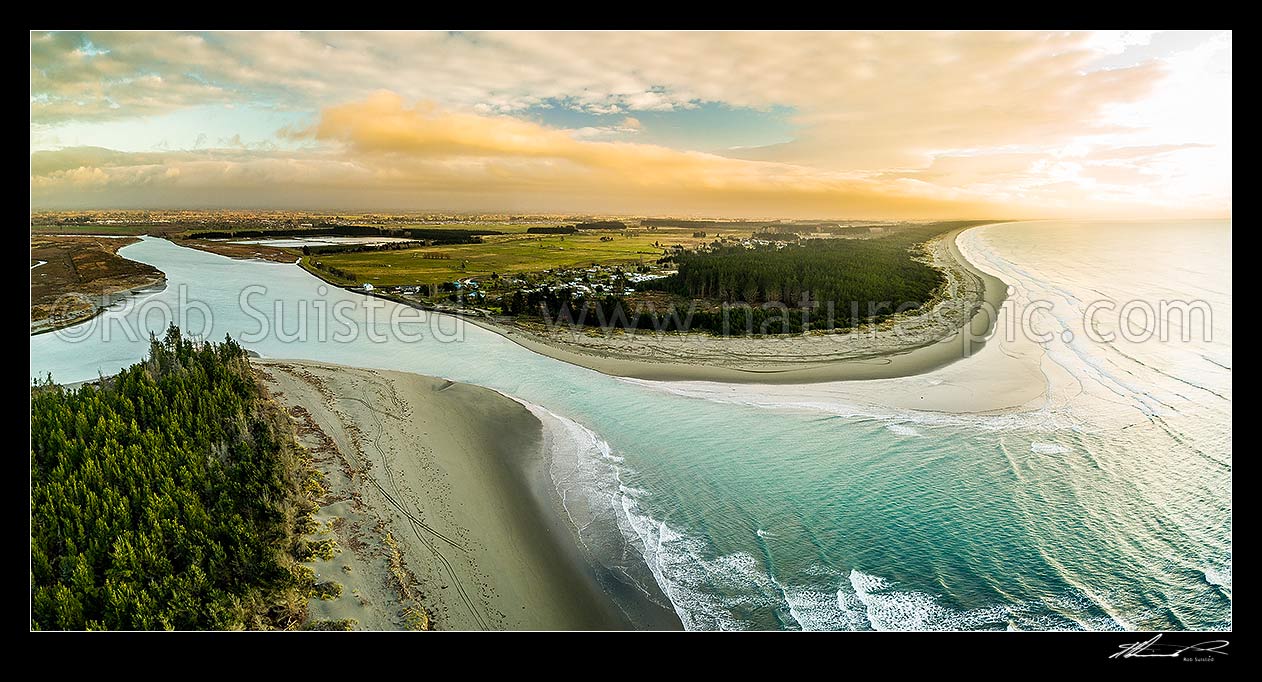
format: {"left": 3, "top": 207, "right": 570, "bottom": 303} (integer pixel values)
{"left": 31, "top": 327, "right": 322, "bottom": 630}
{"left": 646, "top": 222, "right": 986, "bottom": 309}
{"left": 526, "top": 226, "right": 578, "bottom": 234}
{"left": 502, "top": 289, "right": 913, "bottom": 335}
{"left": 309, "top": 260, "right": 357, "bottom": 282}
{"left": 301, "top": 241, "right": 426, "bottom": 256}
{"left": 186, "top": 224, "right": 500, "bottom": 244}
{"left": 500, "top": 221, "right": 992, "bottom": 335}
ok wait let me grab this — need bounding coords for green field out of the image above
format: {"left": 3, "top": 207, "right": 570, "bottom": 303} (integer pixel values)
{"left": 304, "top": 229, "right": 722, "bottom": 286}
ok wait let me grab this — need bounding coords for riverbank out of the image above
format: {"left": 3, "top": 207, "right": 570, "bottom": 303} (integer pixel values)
{"left": 30, "top": 279, "right": 169, "bottom": 336}
{"left": 175, "top": 237, "right": 298, "bottom": 263}
{"left": 472, "top": 224, "right": 1011, "bottom": 383}
{"left": 293, "top": 224, "right": 1012, "bottom": 384}
{"left": 30, "top": 235, "right": 167, "bottom": 335}
{"left": 255, "top": 359, "right": 653, "bottom": 630}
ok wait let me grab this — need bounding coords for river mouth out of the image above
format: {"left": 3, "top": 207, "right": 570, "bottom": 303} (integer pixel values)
{"left": 31, "top": 222, "right": 1233, "bottom": 631}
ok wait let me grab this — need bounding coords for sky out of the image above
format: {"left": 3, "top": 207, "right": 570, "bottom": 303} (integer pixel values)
{"left": 30, "top": 30, "right": 1232, "bottom": 219}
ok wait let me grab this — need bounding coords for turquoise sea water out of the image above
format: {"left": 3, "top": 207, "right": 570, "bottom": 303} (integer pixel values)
{"left": 30, "top": 220, "right": 1232, "bottom": 630}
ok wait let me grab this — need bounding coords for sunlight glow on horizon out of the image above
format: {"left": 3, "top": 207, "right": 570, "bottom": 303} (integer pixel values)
{"left": 30, "top": 30, "right": 1232, "bottom": 219}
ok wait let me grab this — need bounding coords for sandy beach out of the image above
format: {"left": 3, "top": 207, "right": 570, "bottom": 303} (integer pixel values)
{"left": 255, "top": 359, "right": 651, "bottom": 630}
{"left": 471, "top": 225, "right": 1012, "bottom": 384}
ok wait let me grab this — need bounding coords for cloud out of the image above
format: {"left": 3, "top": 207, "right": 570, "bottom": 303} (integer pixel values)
{"left": 28, "top": 31, "right": 1230, "bottom": 216}
{"left": 31, "top": 146, "right": 176, "bottom": 176}
{"left": 237, "top": 93, "right": 996, "bottom": 208}
{"left": 30, "top": 95, "right": 1224, "bottom": 218}
{"left": 568, "top": 124, "right": 641, "bottom": 140}
{"left": 31, "top": 32, "right": 234, "bottom": 123}
{"left": 1085, "top": 143, "right": 1213, "bottom": 160}
{"left": 29, "top": 96, "right": 1004, "bottom": 216}
{"left": 30, "top": 31, "right": 1165, "bottom": 153}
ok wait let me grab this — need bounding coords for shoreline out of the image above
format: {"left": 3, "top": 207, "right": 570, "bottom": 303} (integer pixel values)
{"left": 30, "top": 234, "right": 168, "bottom": 336}
{"left": 292, "top": 223, "right": 1013, "bottom": 385}
{"left": 30, "top": 277, "right": 168, "bottom": 337}
{"left": 174, "top": 237, "right": 299, "bottom": 263}
{"left": 467, "top": 224, "right": 1011, "bottom": 383}
{"left": 255, "top": 358, "right": 677, "bottom": 630}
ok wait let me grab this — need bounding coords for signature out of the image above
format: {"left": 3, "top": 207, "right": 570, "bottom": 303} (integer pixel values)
{"left": 1110, "top": 634, "right": 1229, "bottom": 660}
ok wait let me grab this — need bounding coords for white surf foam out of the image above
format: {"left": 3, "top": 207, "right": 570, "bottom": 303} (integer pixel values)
{"left": 1031, "top": 442, "right": 1071, "bottom": 455}
{"left": 516, "top": 397, "right": 1129, "bottom": 632}
{"left": 620, "top": 377, "right": 1078, "bottom": 434}
{"left": 1202, "top": 564, "right": 1232, "bottom": 595}
{"left": 618, "top": 494, "right": 785, "bottom": 630}
{"left": 519, "top": 400, "right": 783, "bottom": 630}
{"left": 846, "top": 569, "right": 1010, "bottom": 630}
{"left": 771, "top": 567, "right": 1125, "bottom": 632}
{"left": 779, "top": 583, "right": 869, "bottom": 631}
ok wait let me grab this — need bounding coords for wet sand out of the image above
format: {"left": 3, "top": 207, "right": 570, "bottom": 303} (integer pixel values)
{"left": 256, "top": 359, "right": 664, "bottom": 630}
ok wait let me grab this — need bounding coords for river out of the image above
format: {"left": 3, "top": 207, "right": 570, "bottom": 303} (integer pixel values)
{"left": 30, "top": 220, "right": 1232, "bottom": 630}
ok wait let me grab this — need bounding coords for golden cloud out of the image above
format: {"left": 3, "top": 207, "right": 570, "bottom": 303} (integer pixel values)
{"left": 30, "top": 93, "right": 1228, "bottom": 218}
{"left": 34, "top": 93, "right": 1012, "bottom": 217}
{"left": 29, "top": 31, "right": 1229, "bottom": 216}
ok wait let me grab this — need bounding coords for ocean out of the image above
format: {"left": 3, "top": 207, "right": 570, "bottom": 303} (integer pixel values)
{"left": 30, "top": 220, "right": 1232, "bottom": 630}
